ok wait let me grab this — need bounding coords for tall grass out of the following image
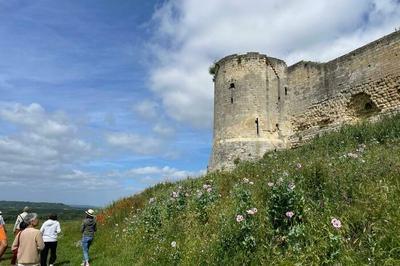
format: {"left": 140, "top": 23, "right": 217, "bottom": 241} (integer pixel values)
{"left": 2, "top": 115, "right": 400, "bottom": 265}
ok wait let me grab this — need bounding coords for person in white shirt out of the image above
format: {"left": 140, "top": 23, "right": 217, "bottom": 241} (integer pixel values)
{"left": 0, "top": 211, "right": 5, "bottom": 225}
{"left": 13, "top": 206, "right": 30, "bottom": 235}
{"left": 40, "top": 213, "right": 61, "bottom": 266}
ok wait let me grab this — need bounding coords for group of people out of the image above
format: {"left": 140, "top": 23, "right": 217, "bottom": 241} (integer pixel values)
{"left": 0, "top": 207, "right": 97, "bottom": 266}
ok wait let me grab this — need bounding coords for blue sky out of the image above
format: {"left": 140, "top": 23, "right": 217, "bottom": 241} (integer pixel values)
{"left": 0, "top": 0, "right": 399, "bottom": 206}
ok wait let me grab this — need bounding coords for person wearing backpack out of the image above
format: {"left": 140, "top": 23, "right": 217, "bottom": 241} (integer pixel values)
{"left": 11, "top": 207, "right": 30, "bottom": 265}
{"left": 40, "top": 213, "right": 61, "bottom": 266}
{"left": 80, "top": 209, "right": 96, "bottom": 266}
{"left": 13, "top": 206, "right": 30, "bottom": 236}
{"left": 11, "top": 213, "right": 44, "bottom": 266}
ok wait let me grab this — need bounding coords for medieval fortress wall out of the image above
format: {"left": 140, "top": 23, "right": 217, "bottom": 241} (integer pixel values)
{"left": 209, "top": 31, "right": 400, "bottom": 171}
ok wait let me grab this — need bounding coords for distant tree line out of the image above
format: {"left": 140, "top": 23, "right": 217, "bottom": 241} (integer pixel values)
{"left": 0, "top": 201, "right": 97, "bottom": 222}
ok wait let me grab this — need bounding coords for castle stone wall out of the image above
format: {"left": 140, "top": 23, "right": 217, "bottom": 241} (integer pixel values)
{"left": 209, "top": 31, "right": 400, "bottom": 171}
{"left": 289, "top": 31, "right": 400, "bottom": 145}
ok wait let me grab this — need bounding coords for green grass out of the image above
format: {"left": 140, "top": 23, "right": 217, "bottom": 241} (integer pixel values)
{"left": 2, "top": 114, "right": 400, "bottom": 265}
{"left": 0, "top": 221, "right": 83, "bottom": 266}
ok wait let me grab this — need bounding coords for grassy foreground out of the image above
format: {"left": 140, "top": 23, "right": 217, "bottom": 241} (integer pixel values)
{"left": 0, "top": 221, "right": 82, "bottom": 265}
{"left": 2, "top": 115, "right": 400, "bottom": 265}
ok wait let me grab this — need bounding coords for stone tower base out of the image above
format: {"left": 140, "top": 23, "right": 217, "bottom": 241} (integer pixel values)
{"left": 209, "top": 138, "right": 287, "bottom": 171}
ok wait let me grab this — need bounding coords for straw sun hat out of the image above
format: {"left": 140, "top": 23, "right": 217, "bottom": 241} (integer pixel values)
{"left": 85, "top": 209, "right": 95, "bottom": 217}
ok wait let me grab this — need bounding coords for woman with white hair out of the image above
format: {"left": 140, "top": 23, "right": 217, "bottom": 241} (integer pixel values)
{"left": 12, "top": 213, "right": 45, "bottom": 266}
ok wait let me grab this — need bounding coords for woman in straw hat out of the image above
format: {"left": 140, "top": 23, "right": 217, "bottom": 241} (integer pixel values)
{"left": 80, "top": 209, "right": 97, "bottom": 266}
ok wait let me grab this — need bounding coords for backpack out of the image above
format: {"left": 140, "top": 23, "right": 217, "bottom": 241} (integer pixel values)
{"left": 19, "top": 220, "right": 28, "bottom": 230}
{"left": 18, "top": 215, "right": 28, "bottom": 230}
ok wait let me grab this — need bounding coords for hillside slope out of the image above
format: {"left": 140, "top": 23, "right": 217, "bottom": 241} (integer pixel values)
{"left": 93, "top": 115, "right": 400, "bottom": 265}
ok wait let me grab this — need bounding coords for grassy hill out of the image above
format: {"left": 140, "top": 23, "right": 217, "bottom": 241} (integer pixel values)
{"left": 87, "top": 114, "right": 400, "bottom": 265}
{"left": 2, "top": 115, "right": 400, "bottom": 265}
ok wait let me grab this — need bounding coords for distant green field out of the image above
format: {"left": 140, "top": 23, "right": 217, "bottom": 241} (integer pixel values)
{"left": 0, "top": 201, "right": 95, "bottom": 222}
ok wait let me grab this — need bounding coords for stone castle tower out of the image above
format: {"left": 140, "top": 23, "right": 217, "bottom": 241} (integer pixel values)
{"left": 209, "top": 31, "right": 400, "bottom": 171}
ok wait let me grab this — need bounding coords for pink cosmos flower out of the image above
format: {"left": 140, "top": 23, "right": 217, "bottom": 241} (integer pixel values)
{"left": 331, "top": 218, "right": 342, "bottom": 229}
{"left": 236, "top": 214, "right": 244, "bottom": 222}
{"left": 285, "top": 211, "right": 294, "bottom": 218}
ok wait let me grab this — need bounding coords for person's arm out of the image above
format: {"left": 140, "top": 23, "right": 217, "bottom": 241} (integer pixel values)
{"left": 13, "top": 216, "right": 21, "bottom": 232}
{"left": 80, "top": 221, "right": 85, "bottom": 233}
{"left": 39, "top": 222, "right": 45, "bottom": 234}
{"left": 11, "top": 232, "right": 20, "bottom": 251}
{"left": 94, "top": 222, "right": 97, "bottom": 232}
{"left": 56, "top": 221, "right": 61, "bottom": 234}
{"left": 36, "top": 231, "right": 45, "bottom": 250}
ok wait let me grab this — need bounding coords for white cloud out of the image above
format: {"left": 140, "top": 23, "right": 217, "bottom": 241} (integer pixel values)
{"left": 152, "top": 123, "right": 175, "bottom": 137}
{"left": 118, "top": 165, "right": 206, "bottom": 184}
{"left": 106, "top": 132, "right": 163, "bottom": 155}
{"left": 148, "top": 0, "right": 400, "bottom": 128}
{"left": 0, "top": 102, "right": 99, "bottom": 185}
{"left": 134, "top": 100, "right": 159, "bottom": 119}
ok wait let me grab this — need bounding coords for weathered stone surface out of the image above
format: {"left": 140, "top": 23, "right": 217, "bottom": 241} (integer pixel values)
{"left": 209, "top": 31, "right": 400, "bottom": 171}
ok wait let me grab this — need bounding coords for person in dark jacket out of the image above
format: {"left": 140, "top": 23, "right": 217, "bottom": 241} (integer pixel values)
{"left": 80, "top": 209, "right": 96, "bottom": 266}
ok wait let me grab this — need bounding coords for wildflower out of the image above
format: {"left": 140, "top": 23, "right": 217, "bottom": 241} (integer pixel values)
{"left": 288, "top": 182, "right": 295, "bottom": 190}
{"left": 75, "top": 240, "right": 82, "bottom": 247}
{"left": 172, "top": 191, "right": 179, "bottom": 198}
{"left": 357, "top": 144, "right": 366, "bottom": 153}
{"left": 249, "top": 181, "right": 254, "bottom": 185}
{"left": 246, "top": 209, "right": 255, "bottom": 215}
{"left": 148, "top": 197, "right": 156, "bottom": 204}
{"left": 185, "top": 193, "right": 190, "bottom": 197}
{"left": 246, "top": 208, "right": 258, "bottom": 215}
{"left": 331, "top": 218, "right": 342, "bottom": 229}
{"left": 178, "top": 186, "right": 182, "bottom": 190}
{"left": 267, "top": 182, "right": 274, "bottom": 187}
{"left": 296, "top": 163, "right": 302, "bottom": 169}
{"left": 236, "top": 214, "right": 244, "bottom": 222}
{"left": 206, "top": 187, "right": 212, "bottom": 193}
{"left": 347, "top": 152, "right": 359, "bottom": 159}
{"left": 285, "top": 211, "right": 294, "bottom": 218}
{"left": 171, "top": 241, "right": 177, "bottom": 248}
{"left": 243, "top": 178, "right": 250, "bottom": 183}
{"left": 203, "top": 184, "right": 209, "bottom": 189}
